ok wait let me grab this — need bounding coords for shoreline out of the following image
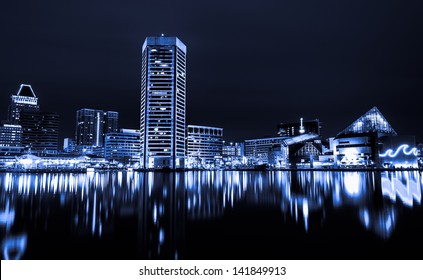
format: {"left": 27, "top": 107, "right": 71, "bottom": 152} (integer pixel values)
{"left": 1, "top": 167, "right": 422, "bottom": 173}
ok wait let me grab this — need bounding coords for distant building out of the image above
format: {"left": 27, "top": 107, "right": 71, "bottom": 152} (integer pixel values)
{"left": 244, "top": 137, "right": 288, "bottom": 165}
{"left": 245, "top": 133, "right": 320, "bottom": 166}
{"left": 75, "top": 108, "right": 118, "bottom": 147}
{"left": 222, "top": 142, "right": 244, "bottom": 157}
{"left": 20, "top": 111, "right": 60, "bottom": 156}
{"left": 8, "top": 84, "right": 40, "bottom": 124}
{"left": 289, "top": 140, "right": 322, "bottom": 166}
{"left": 63, "top": 138, "right": 77, "bottom": 153}
{"left": 104, "top": 129, "right": 141, "bottom": 164}
{"left": 0, "top": 123, "right": 23, "bottom": 155}
{"left": 278, "top": 118, "right": 321, "bottom": 137}
{"left": 140, "top": 35, "right": 186, "bottom": 169}
{"left": 268, "top": 144, "right": 289, "bottom": 167}
{"left": 186, "top": 125, "right": 223, "bottom": 167}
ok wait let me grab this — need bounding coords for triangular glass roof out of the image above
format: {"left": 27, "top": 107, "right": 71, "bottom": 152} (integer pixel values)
{"left": 337, "top": 106, "right": 397, "bottom": 136}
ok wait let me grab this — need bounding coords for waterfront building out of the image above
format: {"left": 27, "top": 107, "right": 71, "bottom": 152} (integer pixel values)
{"left": 288, "top": 140, "right": 323, "bottom": 167}
{"left": 334, "top": 106, "right": 418, "bottom": 168}
{"left": 75, "top": 108, "right": 118, "bottom": 147}
{"left": 245, "top": 133, "right": 320, "bottom": 166}
{"left": 7, "top": 84, "right": 40, "bottom": 124}
{"left": 104, "top": 129, "right": 141, "bottom": 164}
{"left": 222, "top": 142, "right": 244, "bottom": 157}
{"left": 140, "top": 35, "right": 186, "bottom": 169}
{"left": 244, "top": 137, "right": 289, "bottom": 165}
{"left": 334, "top": 107, "right": 396, "bottom": 167}
{"left": 0, "top": 123, "right": 23, "bottom": 155}
{"left": 268, "top": 144, "right": 289, "bottom": 167}
{"left": 186, "top": 125, "right": 223, "bottom": 168}
{"left": 221, "top": 142, "right": 245, "bottom": 168}
{"left": 19, "top": 111, "right": 60, "bottom": 156}
{"left": 278, "top": 118, "right": 321, "bottom": 137}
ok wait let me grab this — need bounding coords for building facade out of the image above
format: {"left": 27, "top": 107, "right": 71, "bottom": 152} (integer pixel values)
{"left": 278, "top": 118, "right": 321, "bottom": 137}
{"left": 8, "top": 84, "right": 40, "bottom": 124}
{"left": 244, "top": 137, "right": 289, "bottom": 165}
{"left": 104, "top": 129, "right": 141, "bottom": 164}
{"left": 186, "top": 125, "right": 223, "bottom": 167}
{"left": 0, "top": 123, "right": 23, "bottom": 155}
{"left": 19, "top": 111, "right": 60, "bottom": 155}
{"left": 140, "top": 35, "right": 186, "bottom": 169}
{"left": 63, "top": 138, "right": 77, "bottom": 153}
{"left": 222, "top": 142, "right": 244, "bottom": 157}
{"left": 333, "top": 106, "right": 419, "bottom": 168}
{"left": 75, "top": 108, "right": 118, "bottom": 147}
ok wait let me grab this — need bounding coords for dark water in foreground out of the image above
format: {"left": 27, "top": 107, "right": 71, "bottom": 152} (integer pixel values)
{"left": 1, "top": 170, "right": 423, "bottom": 260}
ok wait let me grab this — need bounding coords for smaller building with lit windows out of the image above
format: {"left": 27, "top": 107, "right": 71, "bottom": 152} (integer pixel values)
{"left": 186, "top": 125, "right": 223, "bottom": 168}
{"left": 0, "top": 123, "right": 23, "bottom": 156}
{"left": 104, "top": 129, "right": 141, "bottom": 164}
{"left": 244, "top": 137, "right": 288, "bottom": 165}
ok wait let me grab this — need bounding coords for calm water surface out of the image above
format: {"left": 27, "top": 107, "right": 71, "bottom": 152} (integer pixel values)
{"left": 1, "top": 170, "right": 422, "bottom": 259}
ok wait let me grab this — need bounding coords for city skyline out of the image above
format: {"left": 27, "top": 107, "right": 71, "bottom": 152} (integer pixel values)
{"left": 1, "top": 1, "right": 422, "bottom": 143}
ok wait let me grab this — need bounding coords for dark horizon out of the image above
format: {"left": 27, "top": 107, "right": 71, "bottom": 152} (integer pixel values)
{"left": 1, "top": 1, "right": 422, "bottom": 143}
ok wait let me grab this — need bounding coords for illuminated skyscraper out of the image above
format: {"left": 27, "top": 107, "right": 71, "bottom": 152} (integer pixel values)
{"left": 8, "top": 84, "right": 40, "bottom": 124}
{"left": 5, "top": 84, "right": 60, "bottom": 155}
{"left": 140, "top": 35, "right": 186, "bottom": 169}
{"left": 75, "top": 108, "right": 118, "bottom": 147}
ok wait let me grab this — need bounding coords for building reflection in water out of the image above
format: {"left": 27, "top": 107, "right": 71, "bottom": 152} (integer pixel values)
{"left": 0, "top": 170, "right": 422, "bottom": 259}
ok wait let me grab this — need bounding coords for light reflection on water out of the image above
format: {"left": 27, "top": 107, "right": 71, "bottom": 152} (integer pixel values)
{"left": 0, "top": 170, "right": 422, "bottom": 259}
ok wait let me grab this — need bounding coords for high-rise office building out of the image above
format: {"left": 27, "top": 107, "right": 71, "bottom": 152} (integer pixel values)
{"left": 75, "top": 108, "right": 118, "bottom": 147}
{"left": 4, "top": 84, "right": 60, "bottom": 156}
{"left": 20, "top": 111, "right": 60, "bottom": 155}
{"left": 8, "top": 84, "right": 40, "bottom": 124}
{"left": 140, "top": 35, "right": 186, "bottom": 169}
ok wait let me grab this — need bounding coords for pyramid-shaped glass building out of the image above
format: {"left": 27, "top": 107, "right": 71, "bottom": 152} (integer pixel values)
{"left": 337, "top": 106, "right": 397, "bottom": 137}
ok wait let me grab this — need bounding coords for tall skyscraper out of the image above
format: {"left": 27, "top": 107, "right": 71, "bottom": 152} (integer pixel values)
{"left": 140, "top": 35, "right": 186, "bottom": 169}
{"left": 5, "top": 84, "right": 60, "bottom": 156}
{"left": 8, "top": 84, "right": 40, "bottom": 124}
{"left": 75, "top": 108, "right": 118, "bottom": 147}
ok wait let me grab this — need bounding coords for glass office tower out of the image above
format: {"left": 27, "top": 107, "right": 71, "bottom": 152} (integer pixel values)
{"left": 75, "top": 108, "right": 119, "bottom": 147}
{"left": 140, "top": 35, "right": 186, "bottom": 169}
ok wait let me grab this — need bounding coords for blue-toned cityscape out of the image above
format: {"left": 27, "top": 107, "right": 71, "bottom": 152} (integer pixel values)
{"left": 1, "top": 35, "right": 423, "bottom": 260}
{"left": 0, "top": 36, "right": 422, "bottom": 172}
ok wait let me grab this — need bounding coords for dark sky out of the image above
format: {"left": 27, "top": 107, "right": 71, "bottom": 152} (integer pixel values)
{"left": 1, "top": 0, "right": 422, "bottom": 143}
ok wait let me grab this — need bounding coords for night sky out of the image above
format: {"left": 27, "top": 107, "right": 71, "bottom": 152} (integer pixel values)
{"left": 1, "top": 0, "right": 422, "bottom": 143}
